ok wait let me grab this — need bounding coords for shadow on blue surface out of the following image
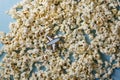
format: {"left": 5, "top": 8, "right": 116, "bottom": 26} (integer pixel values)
{"left": 111, "top": 68, "right": 120, "bottom": 80}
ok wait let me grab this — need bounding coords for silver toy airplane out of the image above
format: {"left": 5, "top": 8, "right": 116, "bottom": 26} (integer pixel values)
{"left": 47, "top": 36, "right": 60, "bottom": 52}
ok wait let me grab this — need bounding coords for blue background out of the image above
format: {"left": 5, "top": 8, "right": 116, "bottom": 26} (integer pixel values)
{"left": 0, "top": 0, "right": 120, "bottom": 80}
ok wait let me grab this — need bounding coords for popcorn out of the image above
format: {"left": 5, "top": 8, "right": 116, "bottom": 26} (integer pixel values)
{"left": 0, "top": 0, "right": 120, "bottom": 80}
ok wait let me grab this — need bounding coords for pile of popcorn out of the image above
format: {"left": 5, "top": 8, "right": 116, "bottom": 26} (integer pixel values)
{"left": 0, "top": 0, "right": 120, "bottom": 80}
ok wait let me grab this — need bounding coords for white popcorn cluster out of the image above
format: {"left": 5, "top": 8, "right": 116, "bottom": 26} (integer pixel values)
{"left": 0, "top": 0, "right": 120, "bottom": 80}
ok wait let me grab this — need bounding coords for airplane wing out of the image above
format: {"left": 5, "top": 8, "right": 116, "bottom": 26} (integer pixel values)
{"left": 47, "top": 36, "right": 53, "bottom": 41}
{"left": 52, "top": 44, "right": 55, "bottom": 51}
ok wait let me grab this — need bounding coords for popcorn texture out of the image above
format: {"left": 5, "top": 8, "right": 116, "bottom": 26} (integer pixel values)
{"left": 0, "top": 0, "right": 120, "bottom": 80}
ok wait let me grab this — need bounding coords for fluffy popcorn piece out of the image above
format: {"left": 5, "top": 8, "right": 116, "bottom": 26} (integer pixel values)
{"left": 0, "top": 32, "right": 5, "bottom": 37}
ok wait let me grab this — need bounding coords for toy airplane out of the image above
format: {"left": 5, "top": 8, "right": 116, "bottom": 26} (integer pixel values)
{"left": 46, "top": 36, "right": 60, "bottom": 52}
